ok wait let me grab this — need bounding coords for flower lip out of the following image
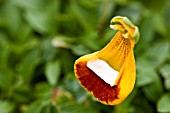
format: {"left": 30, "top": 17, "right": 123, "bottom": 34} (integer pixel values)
{"left": 75, "top": 61, "right": 120, "bottom": 104}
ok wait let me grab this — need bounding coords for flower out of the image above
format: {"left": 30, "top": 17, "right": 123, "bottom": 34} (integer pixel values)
{"left": 74, "top": 16, "right": 140, "bottom": 105}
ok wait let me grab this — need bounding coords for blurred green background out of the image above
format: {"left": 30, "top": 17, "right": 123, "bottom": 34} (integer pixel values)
{"left": 0, "top": 0, "right": 170, "bottom": 113}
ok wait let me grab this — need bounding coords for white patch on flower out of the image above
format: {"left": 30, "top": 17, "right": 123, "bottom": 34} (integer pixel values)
{"left": 87, "top": 59, "right": 119, "bottom": 87}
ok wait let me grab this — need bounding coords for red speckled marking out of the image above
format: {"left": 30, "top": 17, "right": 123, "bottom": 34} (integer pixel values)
{"left": 75, "top": 61, "right": 120, "bottom": 103}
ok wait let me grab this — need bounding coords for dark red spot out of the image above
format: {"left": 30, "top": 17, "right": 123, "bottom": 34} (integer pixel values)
{"left": 75, "top": 62, "right": 120, "bottom": 103}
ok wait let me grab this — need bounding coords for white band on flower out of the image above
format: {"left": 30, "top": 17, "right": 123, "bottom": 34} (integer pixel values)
{"left": 87, "top": 59, "right": 119, "bottom": 87}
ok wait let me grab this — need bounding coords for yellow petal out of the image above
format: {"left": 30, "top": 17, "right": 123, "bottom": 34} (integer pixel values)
{"left": 107, "top": 50, "right": 136, "bottom": 105}
{"left": 97, "top": 31, "right": 134, "bottom": 71}
{"left": 74, "top": 16, "right": 139, "bottom": 105}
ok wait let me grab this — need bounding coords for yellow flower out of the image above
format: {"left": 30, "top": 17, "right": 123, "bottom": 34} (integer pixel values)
{"left": 74, "top": 16, "right": 139, "bottom": 105}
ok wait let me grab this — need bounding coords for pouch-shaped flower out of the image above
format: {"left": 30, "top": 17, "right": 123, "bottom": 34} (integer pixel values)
{"left": 74, "top": 16, "right": 139, "bottom": 105}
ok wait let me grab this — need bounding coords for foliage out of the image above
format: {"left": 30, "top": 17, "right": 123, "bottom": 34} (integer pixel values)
{"left": 0, "top": 0, "right": 170, "bottom": 113}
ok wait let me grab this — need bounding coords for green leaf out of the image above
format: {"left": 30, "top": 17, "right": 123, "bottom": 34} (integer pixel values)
{"left": 40, "top": 103, "right": 59, "bottom": 113}
{"left": 63, "top": 72, "right": 87, "bottom": 103}
{"left": 136, "top": 73, "right": 154, "bottom": 87}
{"left": 16, "top": 23, "right": 31, "bottom": 42}
{"left": 34, "top": 83, "right": 52, "bottom": 100}
{"left": 24, "top": 0, "right": 56, "bottom": 34}
{"left": 0, "top": 33, "right": 10, "bottom": 66}
{"left": 60, "top": 50, "right": 75, "bottom": 73}
{"left": 71, "top": 45, "right": 91, "bottom": 56}
{"left": 25, "top": 10, "right": 49, "bottom": 33}
{"left": 12, "top": 86, "right": 32, "bottom": 103}
{"left": 41, "top": 39, "right": 58, "bottom": 61}
{"left": 26, "top": 100, "right": 49, "bottom": 113}
{"left": 4, "top": 1, "right": 22, "bottom": 36}
{"left": 127, "top": 92, "right": 155, "bottom": 113}
{"left": 141, "top": 17, "right": 155, "bottom": 43}
{"left": 115, "top": 2, "right": 142, "bottom": 24}
{"left": 160, "top": 64, "right": 170, "bottom": 79}
{"left": 45, "top": 60, "right": 61, "bottom": 86}
{"left": 144, "top": 41, "right": 169, "bottom": 68}
{"left": 136, "top": 58, "right": 163, "bottom": 102}
{"left": 136, "top": 57, "right": 154, "bottom": 87}
{"left": 157, "top": 93, "right": 170, "bottom": 112}
{"left": 60, "top": 103, "right": 97, "bottom": 113}
{"left": 142, "top": 75, "right": 163, "bottom": 102}
{"left": 0, "top": 69, "right": 14, "bottom": 90}
{"left": 55, "top": 90, "right": 73, "bottom": 106}
{"left": 160, "top": 64, "right": 170, "bottom": 90}
{"left": 14, "top": 0, "right": 46, "bottom": 10}
{"left": 164, "top": 79, "right": 170, "bottom": 90}
{"left": 20, "top": 49, "right": 41, "bottom": 83}
{"left": 0, "top": 101, "right": 14, "bottom": 113}
{"left": 113, "top": 0, "right": 129, "bottom": 5}
{"left": 135, "top": 17, "right": 155, "bottom": 52}
{"left": 70, "top": 1, "right": 92, "bottom": 32}
{"left": 142, "top": 73, "right": 164, "bottom": 102}
{"left": 152, "top": 12, "right": 166, "bottom": 35}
